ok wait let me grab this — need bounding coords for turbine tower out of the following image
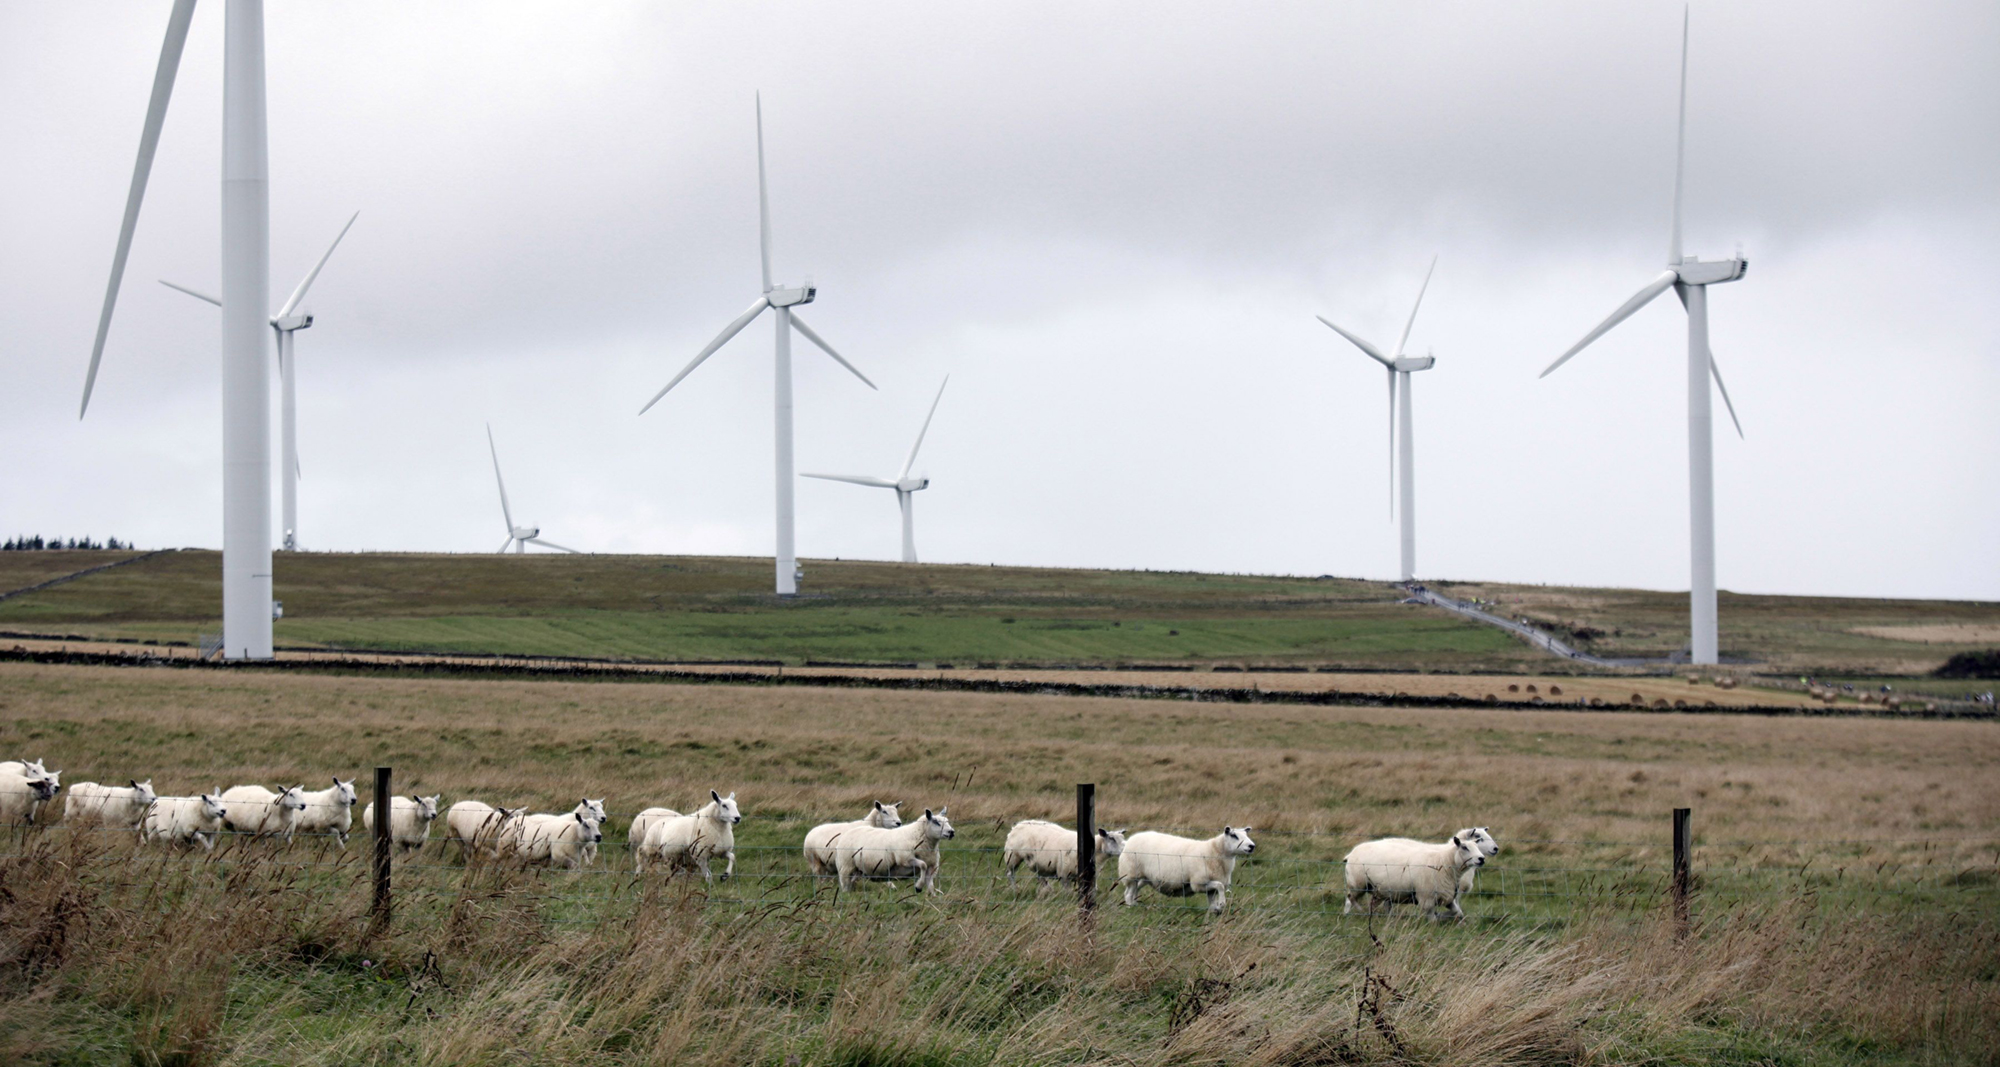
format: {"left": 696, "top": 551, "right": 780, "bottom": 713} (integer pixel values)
{"left": 1316, "top": 256, "right": 1438, "bottom": 582}
{"left": 81, "top": 0, "right": 277, "bottom": 659}
{"left": 1540, "top": 8, "right": 1746, "bottom": 666}
{"left": 163, "top": 211, "right": 359, "bottom": 552}
{"left": 487, "top": 425, "right": 580, "bottom": 555}
{"left": 804, "top": 375, "right": 950, "bottom": 564}
{"left": 639, "top": 94, "right": 876, "bottom": 595}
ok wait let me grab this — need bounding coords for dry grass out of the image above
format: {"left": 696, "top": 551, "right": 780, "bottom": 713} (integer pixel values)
{"left": 1, "top": 661, "right": 1997, "bottom": 1064}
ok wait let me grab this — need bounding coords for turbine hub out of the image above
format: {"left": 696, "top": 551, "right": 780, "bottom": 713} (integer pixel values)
{"left": 1672, "top": 256, "right": 1747, "bottom": 286}
{"left": 768, "top": 282, "right": 816, "bottom": 307}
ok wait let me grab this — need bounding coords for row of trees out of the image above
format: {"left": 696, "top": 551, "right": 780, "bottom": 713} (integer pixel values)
{"left": 1, "top": 536, "right": 132, "bottom": 551}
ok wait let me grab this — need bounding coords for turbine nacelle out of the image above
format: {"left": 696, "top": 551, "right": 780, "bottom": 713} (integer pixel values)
{"left": 271, "top": 312, "right": 312, "bottom": 331}
{"left": 1671, "top": 256, "right": 1748, "bottom": 286}
{"left": 897, "top": 476, "right": 929, "bottom": 493}
{"left": 767, "top": 280, "right": 816, "bottom": 307}
{"left": 1392, "top": 355, "right": 1435, "bottom": 372}
{"left": 511, "top": 525, "right": 540, "bottom": 541}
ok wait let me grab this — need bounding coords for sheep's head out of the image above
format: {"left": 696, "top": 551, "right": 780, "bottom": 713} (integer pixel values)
{"left": 1458, "top": 826, "right": 1499, "bottom": 858}
{"left": 201, "top": 793, "right": 228, "bottom": 821}
{"left": 412, "top": 795, "right": 441, "bottom": 822}
{"left": 1449, "top": 834, "right": 1485, "bottom": 869}
{"left": 333, "top": 778, "right": 357, "bottom": 807}
{"left": 869, "top": 801, "right": 903, "bottom": 828}
{"left": 923, "top": 806, "right": 955, "bottom": 840}
{"left": 710, "top": 790, "right": 742, "bottom": 824}
{"left": 279, "top": 785, "right": 308, "bottom": 812}
{"left": 13, "top": 758, "right": 47, "bottom": 777}
{"left": 574, "top": 811, "right": 603, "bottom": 844}
{"left": 1221, "top": 826, "right": 1256, "bottom": 856}
{"left": 1096, "top": 827, "right": 1129, "bottom": 858}
{"left": 131, "top": 780, "right": 157, "bottom": 807}
{"left": 577, "top": 798, "right": 608, "bottom": 823}
{"left": 26, "top": 775, "right": 58, "bottom": 802}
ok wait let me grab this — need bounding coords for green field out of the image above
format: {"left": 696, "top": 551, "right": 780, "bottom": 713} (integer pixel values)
{"left": 2, "top": 549, "right": 1996, "bottom": 675}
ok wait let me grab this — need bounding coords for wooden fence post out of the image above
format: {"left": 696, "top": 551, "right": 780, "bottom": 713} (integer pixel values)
{"left": 1076, "top": 783, "right": 1096, "bottom": 914}
{"left": 373, "top": 766, "right": 393, "bottom": 926}
{"left": 1671, "top": 806, "right": 1691, "bottom": 939}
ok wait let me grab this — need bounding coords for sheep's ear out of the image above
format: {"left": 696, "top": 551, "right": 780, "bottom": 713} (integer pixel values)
{"left": 131, "top": 779, "right": 140, "bottom": 789}
{"left": 1451, "top": 835, "right": 1461, "bottom": 846}
{"left": 727, "top": 791, "right": 736, "bottom": 801}
{"left": 938, "top": 806, "right": 948, "bottom": 816}
{"left": 924, "top": 808, "right": 934, "bottom": 819}
{"left": 873, "top": 801, "right": 885, "bottom": 811}
{"left": 711, "top": 789, "right": 721, "bottom": 804}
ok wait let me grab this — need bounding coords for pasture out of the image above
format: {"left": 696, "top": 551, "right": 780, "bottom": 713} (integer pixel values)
{"left": 1, "top": 660, "right": 1996, "bottom": 1065}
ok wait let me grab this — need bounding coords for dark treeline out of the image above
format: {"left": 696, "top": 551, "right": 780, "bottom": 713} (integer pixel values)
{"left": 2, "top": 535, "right": 131, "bottom": 551}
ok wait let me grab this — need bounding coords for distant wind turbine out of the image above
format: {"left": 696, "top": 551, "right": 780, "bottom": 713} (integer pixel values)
{"left": 638, "top": 94, "right": 876, "bottom": 594}
{"left": 487, "top": 424, "right": 580, "bottom": 555}
{"left": 804, "top": 376, "right": 950, "bottom": 564}
{"left": 1317, "top": 256, "right": 1438, "bottom": 582}
{"left": 1540, "top": 7, "right": 1747, "bottom": 666}
{"left": 163, "top": 211, "right": 359, "bottom": 552}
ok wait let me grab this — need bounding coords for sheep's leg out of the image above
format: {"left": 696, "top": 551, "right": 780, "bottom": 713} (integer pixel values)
{"left": 697, "top": 854, "right": 713, "bottom": 883}
{"left": 723, "top": 850, "right": 735, "bottom": 881}
{"left": 1448, "top": 897, "right": 1465, "bottom": 921}
{"left": 1205, "top": 881, "right": 1227, "bottom": 914}
{"left": 1121, "top": 878, "right": 1141, "bottom": 906}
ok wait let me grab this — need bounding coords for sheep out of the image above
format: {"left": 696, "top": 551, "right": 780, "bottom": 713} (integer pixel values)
{"left": 635, "top": 791, "right": 741, "bottom": 880}
{"left": 293, "top": 778, "right": 358, "bottom": 846}
{"left": 362, "top": 794, "right": 443, "bottom": 854}
{"left": 63, "top": 779, "right": 158, "bottom": 833}
{"left": 1117, "top": 827, "right": 1256, "bottom": 914}
{"left": 219, "top": 784, "right": 309, "bottom": 841}
{"left": 1002, "top": 819, "right": 1127, "bottom": 884}
{"left": 572, "top": 799, "right": 608, "bottom": 866}
{"left": 829, "top": 806, "right": 955, "bottom": 894}
{"left": 444, "top": 800, "right": 526, "bottom": 861}
{"left": 0, "top": 762, "right": 61, "bottom": 827}
{"left": 143, "top": 791, "right": 229, "bottom": 850}
{"left": 802, "top": 800, "right": 903, "bottom": 878}
{"left": 1342, "top": 832, "right": 1487, "bottom": 921}
{"left": 513, "top": 810, "right": 603, "bottom": 870}
{"left": 1453, "top": 827, "right": 1500, "bottom": 898}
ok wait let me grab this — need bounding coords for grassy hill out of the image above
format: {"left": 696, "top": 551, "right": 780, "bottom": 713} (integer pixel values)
{"left": 1, "top": 549, "right": 1993, "bottom": 674}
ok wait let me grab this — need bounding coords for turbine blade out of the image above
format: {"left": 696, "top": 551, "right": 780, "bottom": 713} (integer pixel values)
{"left": 801, "top": 473, "right": 897, "bottom": 489}
{"left": 1315, "top": 315, "right": 1393, "bottom": 367}
{"left": 1394, "top": 255, "right": 1438, "bottom": 358}
{"left": 81, "top": 0, "right": 197, "bottom": 419}
{"left": 1669, "top": 5, "right": 1688, "bottom": 266}
{"left": 756, "top": 92, "right": 772, "bottom": 294}
{"left": 159, "top": 279, "right": 221, "bottom": 306}
{"left": 638, "top": 296, "right": 770, "bottom": 414}
{"left": 498, "top": 537, "right": 516, "bottom": 554}
{"left": 789, "top": 313, "right": 877, "bottom": 390}
{"left": 1386, "top": 367, "right": 1397, "bottom": 521}
{"left": 1539, "top": 269, "right": 1678, "bottom": 378}
{"left": 275, "top": 210, "right": 359, "bottom": 320}
{"left": 1709, "top": 351, "right": 1744, "bottom": 439}
{"left": 898, "top": 375, "right": 950, "bottom": 480}
{"left": 526, "top": 538, "right": 581, "bottom": 554}
{"left": 486, "top": 423, "right": 515, "bottom": 531}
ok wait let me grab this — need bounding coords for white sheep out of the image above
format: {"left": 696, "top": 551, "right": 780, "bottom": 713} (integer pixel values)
{"left": 444, "top": 800, "right": 526, "bottom": 861}
{"left": 829, "top": 806, "right": 955, "bottom": 893}
{"left": 513, "top": 810, "right": 603, "bottom": 870}
{"left": 635, "top": 791, "right": 741, "bottom": 880}
{"left": 802, "top": 800, "right": 903, "bottom": 879}
{"left": 1453, "top": 826, "right": 1500, "bottom": 898}
{"left": 218, "top": 784, "right": 309, "bottom": 841}
{"left": 572, "top": 799, "right": 608, "bottom": 866}
{"left": 0, "top": 762, "right": 61, "bottom": 827}
{"left": 1117, "top": 827, "right": 1257, "bottom": 914}
{"left": 143, "top": 791, "right": 230, "bottom": 850}
{"left": 1003, "top": 820, "right": 1127, "bottom": 884}
{"left": 362, "top": 794, "right": 443, "bottom": 854}
{"left": 293, "top": 778, "right": 359, "bottom": 846}
{"left": 1342, "top": 832, "right": 1487, "bottom": 921}
{"left": 63, "top": 779, "right": 158, "bottom": 833}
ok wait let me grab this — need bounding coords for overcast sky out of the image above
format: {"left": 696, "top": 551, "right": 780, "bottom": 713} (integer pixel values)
{"left": 3, "top": 2, "right": 1995, "bottom": 601}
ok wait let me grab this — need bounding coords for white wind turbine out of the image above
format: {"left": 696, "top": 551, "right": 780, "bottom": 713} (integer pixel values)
{"left": 1317, "top": 256, "right": 1438, "bottom": 583}
{"left": 638, "top": 94, "right": 876, "bottom": 596}
{"left": 80, "top": 0, "right": 280, "bottom": 659}
{"left": 486, "top": 425, "right": 580, "bottom": 555}
{"left": 162, "top": 212, "right": 359, "bottom": 552}
{"left": 1540, "top": 8, "right": 1746, "bottom": 666}
{"left": 804, "top": 376, "right": 950, "bottom": 564}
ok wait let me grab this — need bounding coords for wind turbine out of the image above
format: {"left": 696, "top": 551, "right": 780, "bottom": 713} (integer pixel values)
{"left": 804, "top": 376, "right": 950, "bottom": 564}
{"left": 1316, "top": 256, "right": 1438, "bottom": 582}
{"left": 1540, "top": 7, "right": 1746, "bottom": 666}
{"left": 80, "top": 0, "right": 278, "bottom": 660}
{"left": 162, "top": 212, "right": 359, "bottom": 552}
{"left": 486, "top": 425, "right": 580, "bottom": 555}
{"left": 638, "top": 94, "right": 876, "bottom": 595}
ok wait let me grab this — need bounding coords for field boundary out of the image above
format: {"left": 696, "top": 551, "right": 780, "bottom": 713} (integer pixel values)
{"left": 0, "top": 547, "right": 174, "bottom": 603}
{"left": 3, "top": 643, "right": 1991, "bottom": 720}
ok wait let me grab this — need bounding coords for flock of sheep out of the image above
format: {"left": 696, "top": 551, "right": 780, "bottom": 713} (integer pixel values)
{"left": 3, "top": 758, "right": 1500, "bottom": 919}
